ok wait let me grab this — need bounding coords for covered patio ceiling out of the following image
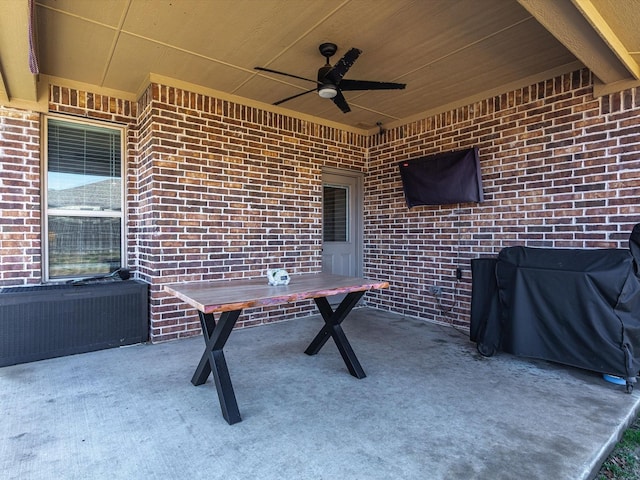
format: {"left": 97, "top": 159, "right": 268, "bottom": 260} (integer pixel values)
{"left": 1, "top": 0, "right": 639, "bottom": 132}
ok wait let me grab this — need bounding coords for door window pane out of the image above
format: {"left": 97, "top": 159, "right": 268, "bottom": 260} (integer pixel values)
{"left": 323, "top": 185, "right": 348, "bottom": 242}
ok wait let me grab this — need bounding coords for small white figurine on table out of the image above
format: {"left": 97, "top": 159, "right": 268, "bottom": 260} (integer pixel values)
{"left": 267, "top": 269, "right": 290, "bottom": 286}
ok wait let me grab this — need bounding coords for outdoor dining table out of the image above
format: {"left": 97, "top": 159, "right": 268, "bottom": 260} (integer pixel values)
{"left": 164, "top": 273, "right": 389, "bottom": 424}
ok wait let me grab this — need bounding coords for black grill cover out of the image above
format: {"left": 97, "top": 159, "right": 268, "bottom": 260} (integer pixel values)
{"left": 472, "top": 223, "right": 640, "bottom": 381}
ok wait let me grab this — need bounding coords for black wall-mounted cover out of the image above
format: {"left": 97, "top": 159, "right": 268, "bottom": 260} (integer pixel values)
{"left": 398, "top": 146, "right": 483, "bottom": 207}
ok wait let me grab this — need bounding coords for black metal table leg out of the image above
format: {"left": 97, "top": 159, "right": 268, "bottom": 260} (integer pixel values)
{"left": 305, "top": 291, "right": 366, "bottom": 379}
{"left": 192, "top": 309, "right": 242, "bottom": 425}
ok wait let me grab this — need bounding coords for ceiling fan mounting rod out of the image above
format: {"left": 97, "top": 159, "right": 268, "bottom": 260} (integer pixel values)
{"left": 318, "top": 42, "right": 337, "bottom": 61}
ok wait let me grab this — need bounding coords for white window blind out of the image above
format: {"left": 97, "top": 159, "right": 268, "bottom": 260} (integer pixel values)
{"left": 47, "top": 118, "right": 122, "bottom": 211}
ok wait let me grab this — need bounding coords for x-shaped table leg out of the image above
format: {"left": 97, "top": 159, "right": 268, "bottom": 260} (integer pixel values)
{"left": 304, "top": 291, "right": 366, "bottom": 379}
{"left": 192, "top": 309, "right": 242, "bottom": 425}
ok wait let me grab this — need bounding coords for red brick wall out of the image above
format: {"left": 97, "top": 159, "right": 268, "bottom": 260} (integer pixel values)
{"left": 1, "top": 68, "right": 638, "bottom": 341}
{"left": 0, "top": 108, "right": 41, "bottom": 286}
{"left": 137, "top": 84, "right": 367, "bottom": 341}
{"left": 364, "top": 69, "right": 640, "bottom": 329}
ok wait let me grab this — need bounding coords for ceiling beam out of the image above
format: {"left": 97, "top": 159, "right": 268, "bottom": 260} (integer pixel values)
{"left": 517, "top": 0, "right": 633, "bottom": 84}
{"left": 0, "top": 68, "right": 8, "bottom": 103}
{"left": 0, "top": 0, "right": 39, "bottom": 104}
{"left": 572, "top": 0, "right": 640, "bottom": 80}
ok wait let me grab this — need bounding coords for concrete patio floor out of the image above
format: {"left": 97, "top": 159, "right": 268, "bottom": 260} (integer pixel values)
{"left": 2, "top": 307, "right": 639, "bottom": 480}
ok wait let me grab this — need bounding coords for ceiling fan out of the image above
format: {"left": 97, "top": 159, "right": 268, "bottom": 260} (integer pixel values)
{"left": 255, "top": 43, "right": 406, "bottom": 113}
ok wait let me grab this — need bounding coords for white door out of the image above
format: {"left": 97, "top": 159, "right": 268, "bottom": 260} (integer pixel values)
{"left": 322, "top": 170, "right": 362, "bottom": 277}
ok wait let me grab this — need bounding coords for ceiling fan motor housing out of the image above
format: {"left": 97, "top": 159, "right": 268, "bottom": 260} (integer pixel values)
{"left": 317, "top": 64, "right": 337, "bottom": 98}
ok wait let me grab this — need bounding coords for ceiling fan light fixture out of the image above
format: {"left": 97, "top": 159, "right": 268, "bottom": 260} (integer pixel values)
{"left": 318, "top": 85, "right": 337, "bottom": 99}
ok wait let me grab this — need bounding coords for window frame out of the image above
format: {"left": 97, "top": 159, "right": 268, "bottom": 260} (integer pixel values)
{"left": 41, "top": 114, "right": 127, "bottom": 282}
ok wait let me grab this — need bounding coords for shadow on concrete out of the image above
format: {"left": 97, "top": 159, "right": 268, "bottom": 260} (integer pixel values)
{"left": 2, "top": 308, "right": 638, "bottom": 480}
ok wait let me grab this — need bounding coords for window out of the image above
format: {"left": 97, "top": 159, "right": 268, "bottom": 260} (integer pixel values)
{"left": 43, "top": 116, "right": 125, "bottom": 281}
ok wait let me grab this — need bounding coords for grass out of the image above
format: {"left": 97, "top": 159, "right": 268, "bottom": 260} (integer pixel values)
{"left": 597, "top": 416, "right": 640, "bottom": 479}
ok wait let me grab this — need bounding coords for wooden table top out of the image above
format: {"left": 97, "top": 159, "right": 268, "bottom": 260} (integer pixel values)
{"left": 164, "top": 273, "right": 389, "bottom": 314}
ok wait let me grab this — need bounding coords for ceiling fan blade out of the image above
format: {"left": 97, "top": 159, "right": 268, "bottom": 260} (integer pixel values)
{"left": 255, "top": 67, "right": 319, "bottom": 85}
{"left": 273, "top": 88, "right": 316, "bottom": 106}
{"left": 332, "top": 90, "right": 351, "bottom": 113}
{"left": 339, "top": 79, "right": 406, "bottom": 91}
{"left": 324, "top": 48, "right": 362, "bottom": 84}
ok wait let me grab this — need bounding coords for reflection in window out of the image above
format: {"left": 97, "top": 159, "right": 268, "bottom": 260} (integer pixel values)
{"left": 48, "top": 216, "right": 122, "bottom": 278}
{"left": 323, "top": 185, "right": 348, "bottom": 242}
